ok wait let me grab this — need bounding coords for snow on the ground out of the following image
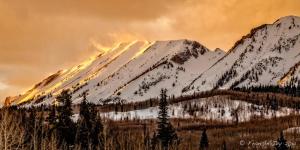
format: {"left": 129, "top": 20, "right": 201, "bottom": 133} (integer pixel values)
{"left": 71, "top": 113, "right": 80, "bottom": 122}
{"left": 284, "top": 127, "right": 300, "bottom": 134}
{"left": 72, "top": 97, "right": 300, "bottom": 123}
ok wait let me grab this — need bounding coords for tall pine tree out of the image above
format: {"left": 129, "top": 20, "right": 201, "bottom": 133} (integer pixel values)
{"left": 199, "top": 129, "right": 209, "bottom": 150}
{"left": 56, "top": 89, "right": 76, "bottom": 149}
{"left": 156, "top": 89, "right": 178, "bottom": 150}
{"left": 90, "top": 106, "right": 104, "bottom": 150}
{"left": 75, "top": 92, "right": 104, "bottom": 150}
{"left": 275, "top": 131, "right": 289, "bottom": 150}
{"left": 76, "top": 92, "right": 91, "bottom": 149}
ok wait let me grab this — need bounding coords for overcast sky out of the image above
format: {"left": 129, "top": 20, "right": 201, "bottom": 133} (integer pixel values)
{"left": 0, "top": 0, "right": 300, "bottom": 102}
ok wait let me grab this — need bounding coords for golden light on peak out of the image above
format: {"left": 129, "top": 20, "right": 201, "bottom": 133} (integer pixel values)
{"left": 131, "top": 41, "right": 154, "bottom": 60}
{"left": 17, "top": 89, "right": 37, "bottom": 104}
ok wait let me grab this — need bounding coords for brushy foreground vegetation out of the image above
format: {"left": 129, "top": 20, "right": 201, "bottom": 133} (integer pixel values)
{"left": 1, "top": 89, "right": 300, "bottom": 149}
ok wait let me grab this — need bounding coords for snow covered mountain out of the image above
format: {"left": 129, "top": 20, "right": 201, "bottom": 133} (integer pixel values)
{"left": 5, "top": 39, "right": 224, "bottom": 106}
{"left": 5, "top": 15, "right": 300, "bottom": 106}
{"left": 184, "top": 16, "right": 300, "bottom": 93}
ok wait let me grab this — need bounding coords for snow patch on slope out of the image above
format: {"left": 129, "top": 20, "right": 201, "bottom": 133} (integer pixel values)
{"left": 99, "top": 97, "right": 299, "bottom": 122}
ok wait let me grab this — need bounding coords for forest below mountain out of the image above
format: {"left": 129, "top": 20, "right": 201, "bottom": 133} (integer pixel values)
{"left": 1, "top": 88, "right": 300, "bottom": 150}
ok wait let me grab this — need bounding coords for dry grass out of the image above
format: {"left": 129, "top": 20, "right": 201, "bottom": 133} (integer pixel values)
{"left": 103, "top": 115, "right": 300, "bottom": 149}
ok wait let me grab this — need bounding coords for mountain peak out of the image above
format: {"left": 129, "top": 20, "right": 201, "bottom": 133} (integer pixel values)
{"left": 6, "top": 16, "right": 300, "bottom": 106}
{"left": 228, "top": 15, "right": 300, "bottom": 54}
{"left": 274, "top": 15, "right": 300, "bottom": 24}
{"left": 214, "top": 48, "right": 225, "bottom": 53}
{"left": 184, "top": 15, "right": 300, "bottom": 93}
{"left": 6, "top": 37, "right": 224, "bottom": 106}
{"left": 272, "top": 15, "right": 300, "bottom": 31}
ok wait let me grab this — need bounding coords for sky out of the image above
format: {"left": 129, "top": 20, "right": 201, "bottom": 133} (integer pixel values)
{"left": 0, "top": 0, "right": 300, "bottom": 102}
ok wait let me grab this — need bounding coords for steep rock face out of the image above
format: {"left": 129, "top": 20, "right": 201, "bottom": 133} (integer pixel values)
{"left": 7, "top": 39, "right": 224, "bottom": 106}
{"left": 170, "top": 41, "right": 208, "bottom": 64}
{"left": 184, "top": 16, "right": 300, "bottom": 93}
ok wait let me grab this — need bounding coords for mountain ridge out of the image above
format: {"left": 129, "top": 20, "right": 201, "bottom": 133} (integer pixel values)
{"left": 183, "top": 15, "right": 300, "bottom": 94}
{"left": 4, "top": 15, "right": 300, "bottom": 106}
{"left": 5, "top": 39, "right": 224, "bottom": 106}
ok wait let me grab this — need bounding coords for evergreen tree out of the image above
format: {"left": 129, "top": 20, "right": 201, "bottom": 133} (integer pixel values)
{"left": 275, "top": 131, "right": 289, "bottom": 150}
{"left": 270, "top": 97, "right": 279, "bottom": 111}
{"left": 199, "top": 129, "right": 209, "bottom": 150}
{"left": 76, "top": 92, "right": 104, "bottom": 150}
{"left": 90, "top": 104, "right": 104, "bottom": 150}
{"left": 56, "top": 89, "right": 76, "bottom": 149}
{"left": 156, "top": 89, "right": 178, "bottom": 150}
{"left": 76, "top": 93, "right": 91, "bottom": 149}
{"left": 91, "top": 116, "right": 104, "bottom": 150}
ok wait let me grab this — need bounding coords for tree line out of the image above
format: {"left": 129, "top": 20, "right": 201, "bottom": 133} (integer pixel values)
{"left": 0, "top": 89, "right": 208, "bottom": 150}
{"left": 0, "top": 88, "right": 294, "bottom": 149}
